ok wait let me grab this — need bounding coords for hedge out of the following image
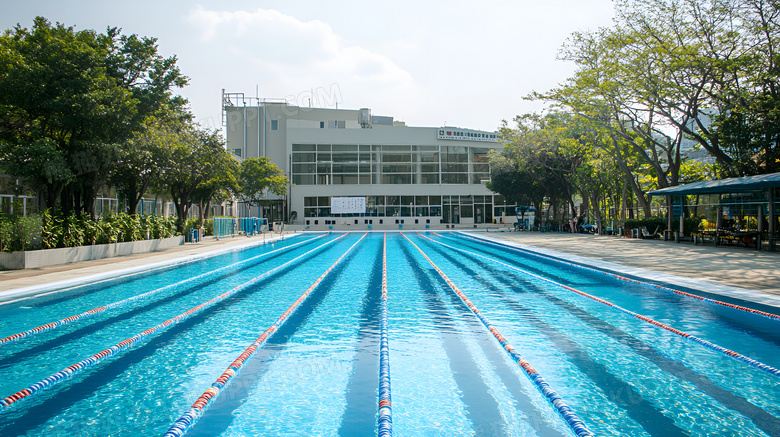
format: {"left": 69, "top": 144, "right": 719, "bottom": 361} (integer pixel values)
{"left": 0, "top": 211, "right": 178, "bottom": 253}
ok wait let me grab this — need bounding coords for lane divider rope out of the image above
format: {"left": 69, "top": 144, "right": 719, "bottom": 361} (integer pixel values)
{"left": 0, "top": 233, "right": 329, "bottom": 346}
{"left": 0, "top": 233, "right": 348, "bottom": 409}
{"left": 401, "top": 233, "right": 595, "bottom": 437}
{"left": 457, "top": 232, "right": 780, "bottom": 321}
{"left": 377, "top": 233, "right": 392, "bottom": 437}
{"left": 424, "top": 233, "right": 780, "bottom": 378}
{"left": 163, "top": 233, "right": 368, "bottom": 437}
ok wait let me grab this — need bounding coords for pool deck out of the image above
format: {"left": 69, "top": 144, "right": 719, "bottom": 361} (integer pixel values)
{"left": 1, "top": 230, "right": 778, "bottom": 308}
{"left": 469, "top": 230, "right": 780, "bottom": 308}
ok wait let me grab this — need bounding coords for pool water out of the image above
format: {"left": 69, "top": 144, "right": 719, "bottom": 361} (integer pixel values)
{"left": 0, "top": 232, "right": 778, "bottom": 436}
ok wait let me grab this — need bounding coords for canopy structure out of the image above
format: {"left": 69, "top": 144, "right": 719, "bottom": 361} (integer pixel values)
{"left": 648, "top": 172, "right": 779, "bottom": 240}
{"left": 647, "top": 172, "right": 780, "bottom": 197}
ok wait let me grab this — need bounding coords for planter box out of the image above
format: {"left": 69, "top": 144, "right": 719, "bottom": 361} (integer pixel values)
{"left": 0, "top": 236, "right": 184, "bottom": 270}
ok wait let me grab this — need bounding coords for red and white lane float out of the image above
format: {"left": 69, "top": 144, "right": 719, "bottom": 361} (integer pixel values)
{"left": 0, "top": 233, "right": 329, "bottom": 346}
{"left": 426, "top": 233, "right": 780, "bottom": 378}
{"left": 460, "top": 232, "right": 780, "bottom": 322}
{"left": 401, "top": 233, "right": 595, "bottom": 437}
{"left": 0, "top": 233, "right": 347, "bottom": 410}
{"left": 163, "top": 233, "right": 368, "bottom": 437}
{"left": 377, "top": 233, "right": 392, "bottom": 437}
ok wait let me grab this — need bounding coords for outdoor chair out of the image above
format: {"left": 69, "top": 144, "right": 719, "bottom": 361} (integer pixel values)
{"left": 641, "top": 226, "right": 661, "bottom": 239}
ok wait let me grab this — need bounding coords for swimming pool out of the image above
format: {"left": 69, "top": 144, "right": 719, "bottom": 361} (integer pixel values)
{"left": 0, "top": 232, "right": 778, "bottom": 436}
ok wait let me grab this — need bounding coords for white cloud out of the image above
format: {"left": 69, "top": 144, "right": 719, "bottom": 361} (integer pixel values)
{"left": 186, "top": 6, "right": 414, "bottom": 105}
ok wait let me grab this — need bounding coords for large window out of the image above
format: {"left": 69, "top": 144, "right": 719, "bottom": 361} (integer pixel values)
{"left": 291, "top": 144, "right": 491, "bottom": 186}
{"left": 303, "top": 195, "right": 446, "bottom": 218}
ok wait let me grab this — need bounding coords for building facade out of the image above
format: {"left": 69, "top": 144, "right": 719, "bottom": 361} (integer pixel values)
{"left": 223, "top": 92, "right": 515, "bottom": 230}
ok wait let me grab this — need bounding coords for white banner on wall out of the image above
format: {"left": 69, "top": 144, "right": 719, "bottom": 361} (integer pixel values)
{"left": 331, "top": 197, "right": 366, "bottom": 214}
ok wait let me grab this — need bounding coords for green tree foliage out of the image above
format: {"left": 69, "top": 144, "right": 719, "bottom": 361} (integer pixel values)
{"left": 538, "top": 0, "right": 779, "bottom": 181}
{"left": 0, "top": 17, "right": 187, "bottom": 215}
{"left": 154, "top": 124, "right": 236, "bottom": 233}
{"left": 237, "top": 157, "right": 288, "bottom": 207}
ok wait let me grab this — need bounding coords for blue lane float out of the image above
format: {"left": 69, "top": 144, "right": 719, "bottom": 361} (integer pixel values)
{"left": 458, "top": 232, "right": 780, "bottom": 321}
{"left": 377, "top": 233, "right": 392, "bottom": 437}
{"left": 0, "top": 233, "right": 347, "bottom": 409}
{"left": 427, "top": 233, "right": 780, "bottom": 378}
{"left": 0, "top": 233, "right": 329, "bottom": 346}
{"left": 163, "top": 233, "right": 368, "bottom": 437}
{"left": 401, "top": 233, "right": 595, "bottom": 437}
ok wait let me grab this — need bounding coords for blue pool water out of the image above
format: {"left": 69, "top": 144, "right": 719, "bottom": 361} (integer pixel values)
{"left": 0, "top": 232, "right": 778, "bottom": 436}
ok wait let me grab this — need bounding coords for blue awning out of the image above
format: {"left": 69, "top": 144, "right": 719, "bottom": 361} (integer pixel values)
{"left": 648, "top": 172, "right": 780, "bottom": 197}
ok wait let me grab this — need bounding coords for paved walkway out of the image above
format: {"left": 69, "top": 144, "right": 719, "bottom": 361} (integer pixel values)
{"left": 1, "top": 230, "right": 778, "bottom": 307}
{"left": 471, "top": 230, "right": 780, "bottom": 306}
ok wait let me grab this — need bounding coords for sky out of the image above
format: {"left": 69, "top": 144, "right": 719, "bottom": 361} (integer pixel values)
{"left": 1, "top": 1, "right": 616, "bottom": 132}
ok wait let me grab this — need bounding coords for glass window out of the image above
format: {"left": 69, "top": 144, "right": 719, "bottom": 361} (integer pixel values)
{"left": 383, "top": 145, "right": 411, "bottom": 152}
{"left": 419, "top": 151, "right": 439, "bottom": 163}
{"left": 271, "top": 119, "right": 279, "bottom": 130}
{"left": 442, "top": 174, "right": 468, "bottom": 184}
{"left": 333, "top": 153, "right": 358, "bottom": 162}
{"left": 471, "top": 147, "right": 491, "bottom": 162}
{"left": 293, "top": 175, "right": 315, "bottom": 185}
{"left": 473, "top": 174, "right": 491, "bottom": 184}
{"left": 444, "top": 163, "right": 468, "bottom": 173}
{"left": 304, "top": 197, "right": 318, "bottom": 206}
{"left": 382, "top": 153, "right": 412, "bottom": 163}
{"left": 317, "top": 144, "right": 331, "bottom": 151}
{"left": 332, "top": 174, "right": 359, "bottom": 185}
{"left": 332, "top": 144, "right": 357, "bottom": 151}
{"left": 401, "top": 196, "right": 414, "bottom": 206}
{"left": 317, "top": 163, "right": 331, "bottom": 173}
{"left": 460, "top": 205, "right": 473, "bottom": 218}
{"left": 430, "top": 205, "right": 442, "bottom": 216}
{"left": 318, "top": 197, "right": 330, "bottom": 206}
{"left": 358, "top": 175, "right": 371, "bottom": 184}
{"left": 415, "top": 196, "right": 427, "bottom": 205}
{"left": 293, "top": 144, "right": 316, "bottom": 151}
{"left": 442, "top": 146, "right": 468, "bottom": 162}
{"left": 293, "top": 163, "right": 315, "bottom": 173}
{"left": 292, "top": 153, "right": 315, "bottom": 163}
{"left": 419, "top": 174, "right": 439, "bottom": 184}
{"left": 382, "top": 164, "right": 411, "bottom": 173}
{"left": 382, "top": 174, "right": 411, "bottom": 184}
{"left": 317, "top": 152, "right": 331, "bottom": 162}
{"left": 472, "top": 164, "right": 490, "bottom": 172}
{"left": 420, "top": 163, "right": 439, "bottom": 173}
{"left": 460, "top": 195, "right": 473, "bottom": 204}
{"left": 360, "top": 144, "right": 370, "bottom": 151}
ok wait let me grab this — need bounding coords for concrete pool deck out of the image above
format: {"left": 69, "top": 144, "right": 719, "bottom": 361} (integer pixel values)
{"left": 468, "top": 230, "right": 780, "bottom": 308}
{"left": 1, "top": 230, "right": 778, "bottom": 308}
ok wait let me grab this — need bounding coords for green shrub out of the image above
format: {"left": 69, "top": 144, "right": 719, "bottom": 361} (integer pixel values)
{"left": 0, "top": 210, "right": 180, "bottom": 252}
{"left": 0, "top": 215, "right": 43, "bottom": 252}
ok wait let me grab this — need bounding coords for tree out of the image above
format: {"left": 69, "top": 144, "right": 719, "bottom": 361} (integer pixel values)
{"left": 156, "top": 124, "right": 234, "bottom": 233}
{"left": 192, "top": 146, "right": 240, "bottom": 224}
{"left": 237, "top": 157, "right": 288, "bottom": 209}
{"left": 0, "top": 17, "right": 187, "bottom": 215}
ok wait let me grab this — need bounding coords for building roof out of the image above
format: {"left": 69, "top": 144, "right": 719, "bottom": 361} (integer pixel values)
{"left": 648, "top": 172, "right": 780, "bottom": 197}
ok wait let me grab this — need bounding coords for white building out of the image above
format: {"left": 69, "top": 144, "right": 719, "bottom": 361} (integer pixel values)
{"left": 222, "top": 91, "right": 515, "bottom": 230}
